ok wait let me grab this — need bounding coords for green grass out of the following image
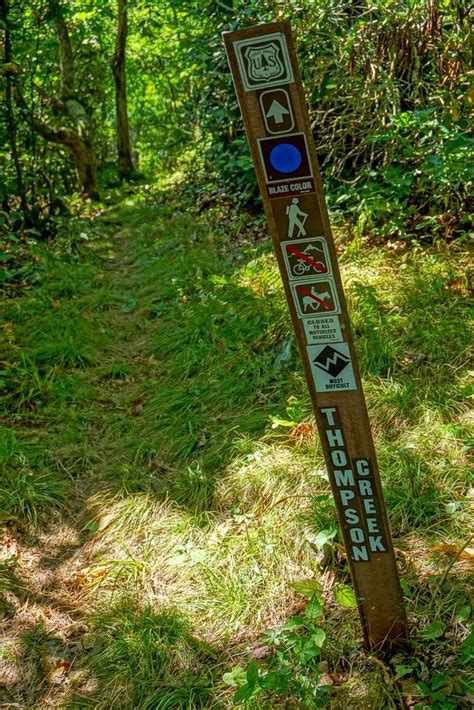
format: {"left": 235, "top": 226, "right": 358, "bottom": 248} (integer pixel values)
{"left": 1, "top": 184, "right": 472, "bottom": 708}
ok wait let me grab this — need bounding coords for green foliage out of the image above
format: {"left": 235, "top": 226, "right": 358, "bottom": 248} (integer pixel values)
{"left": 228, "top": 591, "right": 330, "bottom": 707}
{"left": 2, "top": 0, "right": 471, "bottom": 243}
{"left": 1, "top": 189, "right": 471, "bottom": 707}
{"left": 73, "top": 600, "right": 217, "bottom": 708}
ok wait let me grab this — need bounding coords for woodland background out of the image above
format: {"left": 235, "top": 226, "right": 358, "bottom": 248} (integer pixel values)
{"left": 2, "top": 0, "right": 472, "bottom": 251}
{"left": 0, "top": 1, "right": 473, "bottom": 708}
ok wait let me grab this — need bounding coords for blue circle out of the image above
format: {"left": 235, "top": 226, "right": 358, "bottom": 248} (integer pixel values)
{"left": 269, "top": 143, "right": 302, "bottom": 173}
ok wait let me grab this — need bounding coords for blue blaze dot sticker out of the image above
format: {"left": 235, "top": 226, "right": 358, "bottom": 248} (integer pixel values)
{"left": 269, "top": 143, "right": 302, "bottom": 173}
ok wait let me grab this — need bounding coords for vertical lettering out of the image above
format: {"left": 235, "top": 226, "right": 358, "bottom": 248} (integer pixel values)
{"left": 326, "top": 428, "right": 344, "bottom": 448}
{"left": 334, "top": 470, "right": 355, "bottom": 487}
{"left": 340, "top": 490, "right": 355, "bottom": 506}
{"left": 364, "top": 499, "right": 376, "bottom": 514}
{"left": 331, "top": 449, "right": 347, "bottom": 467}
{"left": 352, "top": 546, "right": 369, "bottom": 561}
{"left": 369, "top": 536, "right": 387, "bottom": 552}
{"left": 367, "top": 519, "right": 380, "bottom": 533}
{"left": 345, "top": 508, "right": 359, "bottom": 524}
{"left": 358, "top": 480, "right": 373, "bottom": 496}
{"left": 355, "top": 459, "right": 371, "bottom": 477}
{"left": 320, "top": 407, "right": 337, "bottom": 426}
{"left": 350, "top": 528, "right": 365, "bottom": 543}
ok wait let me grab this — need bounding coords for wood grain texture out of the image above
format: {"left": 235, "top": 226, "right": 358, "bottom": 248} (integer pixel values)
{"left": 224, "top": 20, "right": 409, "bottom": 652}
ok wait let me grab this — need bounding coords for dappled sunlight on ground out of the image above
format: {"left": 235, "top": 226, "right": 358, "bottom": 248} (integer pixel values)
{"left": 1, "top": 190, "right": 471, "bottom": 707}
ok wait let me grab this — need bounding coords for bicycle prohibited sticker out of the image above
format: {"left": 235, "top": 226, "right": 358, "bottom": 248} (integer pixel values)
{"left": 290, "top": 278, "right": 341, "bottom": 318}
{"left": 303, "top": 315, "right": 343, "bottom": 345}
{"left": 282, "top": 237, "right": 331, "bottom": 279}
{"left": 307, "top": 343, "right": 357, "bottom": 392}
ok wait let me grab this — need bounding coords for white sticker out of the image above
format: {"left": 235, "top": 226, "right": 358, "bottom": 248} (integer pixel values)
{"left": 307, "top": 343, "right": 357, "bottom": 392}
{"left": 290, "top": 278, "right": 341, "bottom": 318}
{"left": 303, "top": 315, "right": 343, "bottom": 345}
{"left": 282, "top": 237, "right": 331, "bottom": 279}
{"left": 233, "top": 33, "right": 294, "bottom": 92}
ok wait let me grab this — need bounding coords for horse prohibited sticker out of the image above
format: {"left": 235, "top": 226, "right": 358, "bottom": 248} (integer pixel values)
{"left": 291, "top": 279, "right": 340, "bottom": 318}
{"left": 234, "top": 33, "right": 294, "bottom": 91}
{"left": 303, "top": 315, "right": 343, "bottom": 345}
{"left": 260, "top": 89, "right": 295, "bottom": 134}
{"left": 307, "top": 343, "right": 357, "bottom": 392}
{"left": 282, "top": 238, "right": 330, "bottom": 280}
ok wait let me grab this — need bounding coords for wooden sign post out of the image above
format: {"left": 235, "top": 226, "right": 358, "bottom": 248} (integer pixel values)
{"left": 224, "top": 21, "right": 409, "bottom": 652}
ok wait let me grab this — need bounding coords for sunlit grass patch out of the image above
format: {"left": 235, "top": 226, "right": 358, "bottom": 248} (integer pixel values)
{"left": 81, "top": 444, "right": 322, "bottom": 640}
{"left": 0, "top": 459, "right": 69, "bottom": 526}
{"left": 70, "top": 599, "right": 219, "bottom": 709}
{"left": 0, "top": 430, "right": 70, "bottom": 525}
{"left": 2, "top": 192, "right": 472, "bottom": 707}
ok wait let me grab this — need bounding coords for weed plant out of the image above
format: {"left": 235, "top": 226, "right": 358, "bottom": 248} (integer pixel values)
{"left": 1, "top": 188, "right": 472, "bottom": 708}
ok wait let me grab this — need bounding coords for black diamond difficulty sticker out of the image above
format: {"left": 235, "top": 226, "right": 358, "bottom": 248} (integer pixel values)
{"left": 307, "top": 343, "right": 357, "bottom": 392}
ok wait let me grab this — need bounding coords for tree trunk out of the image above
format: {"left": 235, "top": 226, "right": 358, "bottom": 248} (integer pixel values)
{"left": 1, "top": 0, "right": 27, "bottom": 214}
{"left": 111, "top": 0, "right": 134, "bottom": 180}
{"left": 69, "top": 138, "right": 99, "bottom": 200}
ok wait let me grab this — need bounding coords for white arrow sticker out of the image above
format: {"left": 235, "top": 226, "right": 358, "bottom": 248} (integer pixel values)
{"left": 259, "top": 88, "right": 295, "bottom": 134}
{"left": 266, "top": 99, "right": 290, "bottom": 124}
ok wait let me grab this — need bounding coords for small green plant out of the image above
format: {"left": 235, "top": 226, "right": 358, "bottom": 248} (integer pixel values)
{"left": 1, "top": 354, "right": 57, "bottom": 411}
{"left": 0, "top": 469, "right": 69, "bottom": 525}
{"left": 225, "top": 589, "right": 331, "bottom": 707}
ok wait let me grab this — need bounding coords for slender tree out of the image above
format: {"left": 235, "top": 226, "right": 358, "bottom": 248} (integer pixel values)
{"left": 111, "top": 0, "right": 134, "bottom": 180}
{"left": 1, "top": 0, "right": 27, "bottom": 214}
{"left": 15, "top": 0, "right": 99, "bottom": 199}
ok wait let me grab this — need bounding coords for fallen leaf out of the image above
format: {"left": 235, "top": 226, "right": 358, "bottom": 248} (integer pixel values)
{"left": 320, "top": 673, "right": 334, "bottom": 686}
{"left": 431, "top": 544, "right": 474, "bottom": 560}
{"left": 251, "top": 646, "right": 268, "bottom": 659}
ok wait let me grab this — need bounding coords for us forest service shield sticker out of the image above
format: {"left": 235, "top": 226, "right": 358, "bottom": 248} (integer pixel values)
{"left": 233, "top": 33, "right": 294, "bottom": 91}
{"left": 307, "top": 343, "right": 357, "bottom": 392}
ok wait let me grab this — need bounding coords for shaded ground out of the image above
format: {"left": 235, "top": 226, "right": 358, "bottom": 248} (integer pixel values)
{"left": 1, "top": 184, "right": 472, "bottom": 708}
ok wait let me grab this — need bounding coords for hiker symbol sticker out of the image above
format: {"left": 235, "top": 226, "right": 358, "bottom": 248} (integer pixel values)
{"left": 307, "top": 343, "right": 357, "bottom": 392}
{"left": 282, "top": 238, "right": 331, "bottom": 279}
{"left": 290, "top": 279, "right": 340, "bottom": 318}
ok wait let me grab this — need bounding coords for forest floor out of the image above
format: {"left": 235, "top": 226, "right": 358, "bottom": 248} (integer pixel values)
{"left": 1, "top": 181, "right": 472, "bottom": 708}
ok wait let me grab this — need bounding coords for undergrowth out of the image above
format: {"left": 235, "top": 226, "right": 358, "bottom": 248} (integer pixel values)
{"left": 0, "top": 184, "right": 472, "bottom": 708}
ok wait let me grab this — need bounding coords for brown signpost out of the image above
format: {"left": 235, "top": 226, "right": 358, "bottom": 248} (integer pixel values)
{"left": 224, "top": 21, "right": 409, "bottom": 652}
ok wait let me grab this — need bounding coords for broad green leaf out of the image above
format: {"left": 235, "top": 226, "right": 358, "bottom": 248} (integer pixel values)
{"left": 233, "top": 683, "right": 255, "bottom": 704}
{"left": 313, "top": 526, "right": 337, "bottom": 550}
{"left": 304, "top": 594, "right": 324, "bottom": 620}
{"left": 310, "top": 628, "right": 326, "bottom": 648}
{"left": 460, "top": 632, "right": 474, "bottom": 664}
{"left": 222, "top": 666, "right": 246, "bottom": 687}
{"left": 394, "top": 664, "right": 416, "bottom": 679}
{"left": 282, "top": 615, "right": 305, "bottom": 630}
{"left": 420, "top": 620, "right": 446, "bottom": 640}
{"left": 333, "top": 584, "right": 357, "bottom": 607}
{"left": 290, "top": 578, "right": 322, "bottom": 598}
{"left": 246, "top": 660, "right": 259, "bottom": 686}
